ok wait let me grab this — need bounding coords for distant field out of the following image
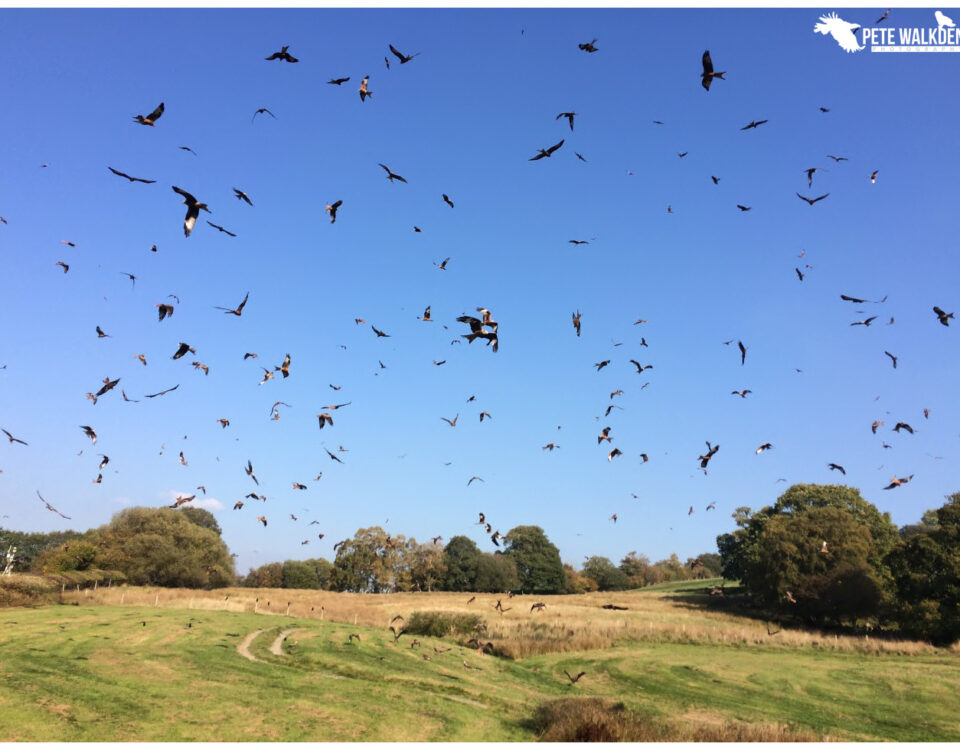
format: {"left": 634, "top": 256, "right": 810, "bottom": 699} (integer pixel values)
{"left": 1, "top": 581, "right": 959, "bottom": 741}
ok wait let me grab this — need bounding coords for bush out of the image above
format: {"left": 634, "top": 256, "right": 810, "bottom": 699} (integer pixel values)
{"left": 531, "top": 697, "right": 824, "bottom": 742}
{"left": 404, "top": 611, "right": 483, "bottom": 638}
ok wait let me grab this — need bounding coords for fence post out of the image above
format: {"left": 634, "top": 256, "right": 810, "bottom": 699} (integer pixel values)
{"left": 155, "top": 593, "right": 159, "bottom": 607}
{"left": 120, "top": 591, "right": 125, "bottom": 605}
{"left": 254, "top": 598, "right": 259, "bottom": 614}
{"left": 285, "top": 602, "right": 291, "bottom": 617}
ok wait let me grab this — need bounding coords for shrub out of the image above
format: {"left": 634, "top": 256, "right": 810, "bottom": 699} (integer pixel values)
{"left": 531, "top": 697, "right": 824, "bottom": 742}
{"left": 404, "top": 610, "right": 483, "bottom": 638}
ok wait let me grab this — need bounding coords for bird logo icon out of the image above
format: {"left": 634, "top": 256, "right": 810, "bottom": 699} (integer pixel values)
{"left": 935, "top": 10, "right": 955, "bottom": 29}
{"left": 814, "top": 12, "right": 865, "bottom": 53}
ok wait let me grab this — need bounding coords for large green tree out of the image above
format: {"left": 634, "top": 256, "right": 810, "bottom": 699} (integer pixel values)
{"left": 282, "top": 560, "right": 320, "bottom": 589}
{"left": 331, "top": 527, "right": 407, "bottom": 593}
{"left": 583, "top": 556, "right": 630, "bottom": 591}
{"left": 92, "top": 507, "right": 234, "bottom": 588}
{"left": 503, "top": 526, "right": 565, "bottom": 593}
{"left": 473, "top": 553, "right": 519, "bottom": 592}
{"left": 887, "top": 493, "right": 960, "bottom": 644}
{"left": 441, "top": 536, "right": 482, "bottom": 591}
{"left": 717, "top": 485, "right": 896, "bottom": 624}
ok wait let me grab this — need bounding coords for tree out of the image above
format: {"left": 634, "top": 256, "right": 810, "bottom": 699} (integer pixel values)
{"left": 750, "top": 505, "right": 883, "bottom": 622}
{"left": 0, "top": 527, "right": 85, "bottom": 573}
{"left": 402, "top": 542, "right": 446, "bottom": 592}
{"left": 282, "top": 560, "right": 320, "bottom": 590}
{"left": 36, "top": 540, "right": 99, "bottom": 573}
{"left": 563, "top": 564, "right": 598, "bottom": 593}
{"left": 694, "top": 552, "right": 723, "bottom": 578}
{"left": 899, "top": 508, "right": 940, "bottom": 540}
{"left": 92, "top": 507, "right": 234, "bottom": 588}
{"left": 473, "top": 553, "right": 518, "bottom": 592}
{"left": 582, "top": 556, "right": 630, "bottom": 591}
{"left": 441, "top": 536, "right": 482, "bottom": 591}
{"left": 887, "top": 493, "right": 960, "bottom": 644}
{"left": 243, "top": 562, "right": 283, "bottom": 588}
{"left": 619, "top": 552, "right": 650, "bottom": 587}
{"left": 178, "top": 507, "right": 222, "bottom": 537}
{"left": 303, "top": 558, "right": 334, "bottom": 590}
{"left": 331, "top": 527, "right": 407, "bottom": 593}
{"left": 503, "top": 526, "right": 565, "bottom": 593}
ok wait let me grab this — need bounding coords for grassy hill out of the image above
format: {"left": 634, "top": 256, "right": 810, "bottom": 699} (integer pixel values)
{"left": 1, "top": 582, "right": 959, "bottom": 740}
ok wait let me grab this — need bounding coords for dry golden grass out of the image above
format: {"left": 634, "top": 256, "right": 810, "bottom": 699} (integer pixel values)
{"left": 531, "top": 697, "right": 828, "bottom": 741}
{"left": 63, "top": 584, "right": 941, "bottom": 658}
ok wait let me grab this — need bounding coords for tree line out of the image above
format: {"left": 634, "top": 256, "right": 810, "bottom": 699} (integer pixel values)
{"left": 3, "top": 484, "right": 958, "bottom": 645}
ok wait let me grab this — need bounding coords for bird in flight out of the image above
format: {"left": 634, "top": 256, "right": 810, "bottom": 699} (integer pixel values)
{"left": 607, "top": 448, "right": 622, "bottom": 461}
{"left": 265, "top": 45, "right": 298, "bottom": 62}
{"left": 371, "top": 325, "right": 390, "bottom": 338}
{"left": 826, "top": 154, "right": 849, "bottom": 163}
{"left": 556, "top": 112, "right": 576, "bottom": 130}
{"left": 840, "top": 294, "right": 867, "bottom": 304}
{"left": 441, "top": 414, "right": 459, "bottom": 427}
{"left": 206, "top": 221, "right": 236, "bottom": 237}
{"left": 252, "top": 107, "right": 276, "bottom": 122}
{"left": 275, "top": 354, "right": 291, "bottom": 378}
{"left": 827, "top": 463, "right": 846, "bottom": 475}
{"left": 233, "top": 188, "right": 253, "bottom": 206}
{"left": 79, "top": 425, "right": 97, "bottom": 444}
{"left": 359, "top": 76, "right": 372, "bottom": 101}
{"left": 870, "top": 170, "right": 879, "bottom": 184}
{"left": 578, "top": 38, "right": 598, "bottom": 52}
{"left": 529, "top": 139, "right": 564, "bottom": 161}
{"left": 171, "top": 186, "right": 210, "bottom": 237}
{"left": 629, "top": 360, "right": 652, "bottom": 374}
{"left": 700, "top": 50, "right": 725, "bottom": 91}
{"left": 36, "top": 491, "right": 71, "bottom": 519}
{"left": 884, "top": 351, "right": 898, "bottom": 369}
{"left": 133, "top": 102, "right": 164, "bottom": 126}
{"left": 2, "top": 429, "right": 27, "bottom": 446}
{"left": 442, "top": 193, "right": 454, "bottom": 208}
{"left": 108, "top": 167, "right": 156, "bottom": 184}
{"left": 215, "top": 292, "right": 249, "bottom": 316}
{"left": 326, "top": 200, "right": 342, "bottom": 223}
{"left": 892, "top": 421, "right": 914, "bottom": 434}
{"left": 156, "top": 303, "right": 174, "bottom": 321}
{"left": 731, "top": 389, "right": 752, "bottom": 398}
{"left": 933, "top": 306, "right": 954, "bottom": 327}
{"left": 572, "top": 310, "right": 582, "bottom": 337}
{"left": 738, "top": 341, "right": 747, "bottom": 365}
{"left": 55, "top": 261, "right": 69, "bottom": 274}
{"left": 388, "top": 43, "right": 420, "bottom": 64}
{"left": 172, "top": 342, "right": 195, "bottom": 360}
{"left": 379, "top": 163, "right": 406, "bottom": 183}
{"left": 741, "top": 119, "right": 768, "bottom": 130}
{"left": 850, "top": 317, "right": 877, "bottom": 327}
{"left": 796, "top": 193, "right": 830, "bottom": 206}
{"left": 144, "top": 384, "right": 179, "bottom": 398}
{"left": 803, "top": 167, "right": 826, "bottom": 188}
{"left": 884, "top": 474, "right": 914, "bottom": 490}
{"left": 756, "top": 443, "right": 773, "bottom": 454}
{"left": 327, "top": 77, "right": 349, "bottom": 86}
{"left": 467, "top": 476, "right": 484, "bottom": 486}
{"left": 698, "top": 441, "right": 719, "bottom": 470}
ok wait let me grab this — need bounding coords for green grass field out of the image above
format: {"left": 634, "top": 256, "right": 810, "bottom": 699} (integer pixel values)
{"left": 2, "top": 592, "right": 960, "bottom": 741}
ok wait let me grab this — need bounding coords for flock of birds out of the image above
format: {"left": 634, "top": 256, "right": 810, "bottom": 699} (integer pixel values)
{"left": 0, "top": 26, "right": 956, "bottom": 569}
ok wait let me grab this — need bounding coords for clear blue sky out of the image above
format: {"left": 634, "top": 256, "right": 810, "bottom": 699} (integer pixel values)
{"left": 1, "top": 8, "right": 957, "bottom": 575}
